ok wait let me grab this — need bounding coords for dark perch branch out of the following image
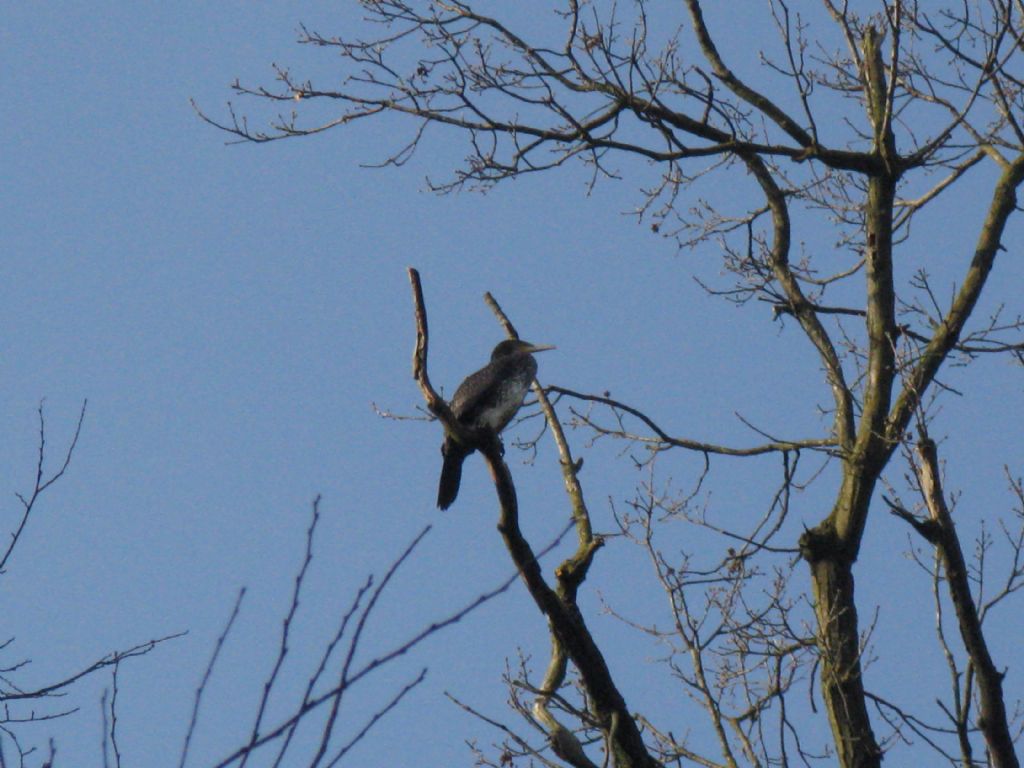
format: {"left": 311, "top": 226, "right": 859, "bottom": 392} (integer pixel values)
{"left": 407, "top": 268, "right": 659, "bottom": 767}
{"left": 408, "top": 267, "right": 491, "bottom": 453}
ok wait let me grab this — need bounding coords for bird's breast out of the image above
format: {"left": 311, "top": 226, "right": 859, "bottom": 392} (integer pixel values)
{"left": 476, "top": 377, "right": 530, "bottom": 430}
{"left": 475, "top": 374, "right": 532, "bottom": 434}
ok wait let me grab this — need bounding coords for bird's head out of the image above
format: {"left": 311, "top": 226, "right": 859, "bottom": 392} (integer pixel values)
{"left": 490, "top": 339, "right": 556, "bottom": 360}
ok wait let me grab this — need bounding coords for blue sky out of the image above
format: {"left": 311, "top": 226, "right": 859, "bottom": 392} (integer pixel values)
{"left": 4, "top": 2, "right": 1024, "bottom": 766}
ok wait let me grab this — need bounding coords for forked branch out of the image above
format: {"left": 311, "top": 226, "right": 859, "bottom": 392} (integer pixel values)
{"left": 407, "top": 268, "right": 659, "bottom": 767}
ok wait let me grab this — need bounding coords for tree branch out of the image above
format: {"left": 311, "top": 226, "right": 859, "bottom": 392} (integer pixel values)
{"left": 910, "top": 434, "right": 1019, "bottom": 768}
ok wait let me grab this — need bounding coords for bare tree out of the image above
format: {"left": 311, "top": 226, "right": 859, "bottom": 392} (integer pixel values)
{"left": 200, "top": 2, "right": 1024, "bottom": 766}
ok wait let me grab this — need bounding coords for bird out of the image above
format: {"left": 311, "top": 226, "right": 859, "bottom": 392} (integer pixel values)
{"left": 437, "top": 339, "right": 555, "bottom": 509}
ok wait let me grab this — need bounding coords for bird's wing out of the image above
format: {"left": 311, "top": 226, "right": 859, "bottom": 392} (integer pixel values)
{"left": 449, "top": 361, "right": 501, "bottom": 419}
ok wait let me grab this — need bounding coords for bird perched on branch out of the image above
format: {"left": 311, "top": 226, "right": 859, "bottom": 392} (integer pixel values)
{"left": 437, "top": 339, "right": 555, "bottom": 509}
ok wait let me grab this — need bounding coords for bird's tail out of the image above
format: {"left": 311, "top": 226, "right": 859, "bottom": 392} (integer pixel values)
{"left": 437, "top": 439, "right": 471, "bottom": 510}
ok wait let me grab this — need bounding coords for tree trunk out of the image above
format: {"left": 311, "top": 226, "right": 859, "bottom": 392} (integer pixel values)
{"left": 807, "top": 548, "right": 882, "bottom": 768}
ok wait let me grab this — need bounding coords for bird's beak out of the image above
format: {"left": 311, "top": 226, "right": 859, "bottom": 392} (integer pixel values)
{"left": 525, "top": 343, "right": 556, "bottom": 353}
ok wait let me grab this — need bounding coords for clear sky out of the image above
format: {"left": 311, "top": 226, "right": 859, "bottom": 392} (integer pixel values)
{"left": 4, "top": 2, "right": 1023, "bottom": 766}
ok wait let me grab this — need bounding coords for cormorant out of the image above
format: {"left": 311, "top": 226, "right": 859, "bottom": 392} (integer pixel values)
{"left": 437, "top": 339, "right": 554, "bottom": 509}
